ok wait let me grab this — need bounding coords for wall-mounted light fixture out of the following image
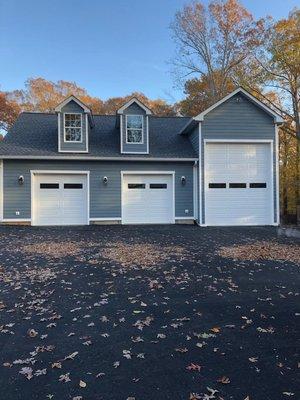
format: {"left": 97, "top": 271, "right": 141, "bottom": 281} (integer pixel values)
{"left": 18, "top": 175, "right": 24, "bottom": 185}
{"left": 103, "top": 176, "right": 108, "bottom": 185}
{"left": 181, "top": 176, "right": 186, "bottom": 185}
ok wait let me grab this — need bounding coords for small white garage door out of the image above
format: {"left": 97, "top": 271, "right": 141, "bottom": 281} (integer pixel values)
{"left": 122, "top": 173, "right": 174, "bottom": 224}
{"left": 33, "top": 173, "right": 88, "bottom": 226}
{"left": 205, "top": 143, "right": 273, "bottom": 226}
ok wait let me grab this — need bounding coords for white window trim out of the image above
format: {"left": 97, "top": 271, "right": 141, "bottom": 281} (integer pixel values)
{"left": 125, "top": 115, "right": 144, "bottom": 144}
{"left": 64, "top": 113, "right": 83, "bottom": 143}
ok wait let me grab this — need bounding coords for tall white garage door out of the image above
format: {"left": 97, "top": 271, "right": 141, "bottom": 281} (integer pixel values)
{"left": 33, "top": 173, "right": 88, "bottom": 226}
{"left": 122, "top": 173, "right": 174, "bottom": 224}
{"left": 205, "top": 143, "right": 273, "bottom": 226}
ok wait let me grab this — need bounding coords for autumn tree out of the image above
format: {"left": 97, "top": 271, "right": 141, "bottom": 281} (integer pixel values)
{"left": 171, "top": 0, "right": 265, "bottom": 107}
{"left": 0, "top": 91, "right": 20, "bottom": 132}
{"left": 243, "top": 9, "right": 300, "bottom": 220}
{"left": 7, "top": 78, "right": 176, "bottom": 118}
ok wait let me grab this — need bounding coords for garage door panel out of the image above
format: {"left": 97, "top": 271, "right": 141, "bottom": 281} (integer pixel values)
{"left": 33, "top": 174, "right": 88, "bottom": 226}
{"left": 205, "top": 143, "right": 273, "bottom": 226}
{"left": 122, "top": 174, "right": 174, "bottom": 224}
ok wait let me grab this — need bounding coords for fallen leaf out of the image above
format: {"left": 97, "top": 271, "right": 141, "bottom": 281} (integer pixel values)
{"left": 217, "top": 376, "right": 230, "bottom": 384}
{"left": 186, "top": 363, "right": 201, "bottom": 372}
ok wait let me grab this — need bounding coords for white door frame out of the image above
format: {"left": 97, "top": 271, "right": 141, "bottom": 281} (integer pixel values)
{"left": 202, "top": 139, "right": 275, "bottom": 226}
{"left": 31, "top": 170, "right": 90, "bottom": 226}
{"left": 121, "top": 171, "right": 175, "bottom": 224}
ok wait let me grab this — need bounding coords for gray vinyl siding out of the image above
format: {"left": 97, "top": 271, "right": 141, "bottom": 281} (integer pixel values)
{"left": 188, "top": 126, "right": 199, "bottom": 156}
{"left": 200, "top": 93, "right": 277, "bottom": 224}
{"left": 121, "top": 103, "right": 148, "bottom": 154}
{"left": 59, "top": 100, "right": 88, "bottom": 152}
{"left": 3, "top": 160, "right": 194, "bottom": 220}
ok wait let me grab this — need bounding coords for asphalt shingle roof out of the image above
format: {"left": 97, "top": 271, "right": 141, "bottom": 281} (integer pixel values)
{"left": 0, "top": 113, "right": 196, "bottom": 159}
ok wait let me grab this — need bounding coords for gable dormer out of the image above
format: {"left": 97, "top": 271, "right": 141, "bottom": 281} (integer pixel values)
{"left": 117, "top": 98, "right": 152, "bottom": 154}
{"left": 55, "top": 95, "right": 92, "bottom": 153}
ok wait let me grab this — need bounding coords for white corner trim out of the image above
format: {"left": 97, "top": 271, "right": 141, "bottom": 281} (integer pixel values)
{"left": 55, "top": 95, "right": 91, "bottom": 113}
{"left": 117, "top": 97, "right": 152, "bottom": 115}
{"left": 85, "top": 113, "right": 89, "bottom": 153}
{"left": 275, "top": 125, "right": 280, "bottom": 224}
{"left": 194, "top": 87, "right": 284, "bottom": 123}
{"left": 198, "top": 123, "right": 202, "bottom": 225}
{"left": 120, "top": 114, "right": 124, "bottom": 153}
{"left": 0, "top": 160, "right": 3, "bottom": 222}
{"left": 146, "top": 115, "right": 149, "bottom": 154}
{"left": 58, "top": 114, "right": 61, "bottom": 152}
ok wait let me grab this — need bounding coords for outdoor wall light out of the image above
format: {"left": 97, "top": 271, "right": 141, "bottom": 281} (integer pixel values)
{"left": 181, "top": 176, "right": 186, "bottom": 185}
{"left": 103, "top": 176, "right": 108, "bottom": 185}
{"left": 18, "top": 175, "right": 24, "bottom": 185}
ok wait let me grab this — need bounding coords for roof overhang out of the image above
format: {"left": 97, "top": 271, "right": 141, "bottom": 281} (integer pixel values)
{"left": 194, "top": 87, "right": 284, "bottom": 124}
{"left": 55, "top": 95, "right": 91, "bottom": 113}
{"left": 0, "top": 155, "right": 197, "bottom": 162}
{"left": 117, "top": 97, "right": 152, "bottom": 115}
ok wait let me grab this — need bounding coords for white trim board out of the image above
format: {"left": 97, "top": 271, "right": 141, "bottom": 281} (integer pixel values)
{"left": 1, "top": 156, "right": 197, "bottom": 161}
{"left": 55, "top": 95, "right": 91, "bottom": 113}
{"left": 117, "top": 97, "right": 152, "bottom": 115}
{"left": 0, "top": 160, "right": 3, "bottom": 222}
{"left": 194, "top": 87, "right": 284, "bottom": 124}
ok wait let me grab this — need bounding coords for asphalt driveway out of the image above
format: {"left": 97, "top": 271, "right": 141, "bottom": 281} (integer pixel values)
{"left": 0, "top": 225, "right": 299, "bottom": 400}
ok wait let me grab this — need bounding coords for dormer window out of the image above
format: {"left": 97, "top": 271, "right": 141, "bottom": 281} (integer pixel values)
{"left": 64, "top": 113, "right": 82, "bottom": 142}
{"left": 126, "top": 115, "right": 143, "bottom": 144}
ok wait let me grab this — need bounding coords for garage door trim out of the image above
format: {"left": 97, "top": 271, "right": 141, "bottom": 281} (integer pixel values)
{"left": 203, "top": 139, "right": 275, "bottom": 226}
{"left": 31, "top": 170, "right": 90, "bottom": 226}
{"left": 121, "top": 171, "right": 175, "bottom": 224}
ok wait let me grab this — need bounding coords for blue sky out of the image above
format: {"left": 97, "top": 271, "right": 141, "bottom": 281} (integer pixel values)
{"left": 0, "top": 0, "right": 298, "bottom": 102}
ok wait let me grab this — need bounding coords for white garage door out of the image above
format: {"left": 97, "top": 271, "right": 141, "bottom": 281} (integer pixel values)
{"left": 205, "top": 143, "right": 273, "bottom": 226}
{"left": 33, "top": 174, "right": 88, "bottom": 226}
{"left": 122, "top": 173, "right": 174, "bottom": 224}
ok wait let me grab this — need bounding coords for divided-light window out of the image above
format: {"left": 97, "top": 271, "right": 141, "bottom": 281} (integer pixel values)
{"left": 64, "top": 113, "right": 82, "bottom": 142}
{"left": 126, "top": 115, "right": 143, "bottom": 143}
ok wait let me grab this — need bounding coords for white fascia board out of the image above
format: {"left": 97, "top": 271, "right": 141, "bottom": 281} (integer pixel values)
{"left": 194, "top": 87, "right": 284, "bottom": 124}
{"left": 55, "top": 95, "right": 91, "bottom": 113}
{"left": 117, "top": 97, "right": 152, "bottom": 115}
{"left": 1, "top": 156, "right": 197, "bottom": 162}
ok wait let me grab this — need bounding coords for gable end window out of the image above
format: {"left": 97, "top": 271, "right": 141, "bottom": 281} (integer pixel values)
{"left": 126, "top": 115, "right": 143, "bottom": 144}
{"left": 64, "top": 113, "right": 82, "bottom": 142}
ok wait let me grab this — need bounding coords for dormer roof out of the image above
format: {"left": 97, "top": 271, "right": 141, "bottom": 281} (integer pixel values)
{"left": 54, "top": 95, "right": 91, "bottom": 113}
{"left": 117, "top": 97, "right": 152, "bottom": 115}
